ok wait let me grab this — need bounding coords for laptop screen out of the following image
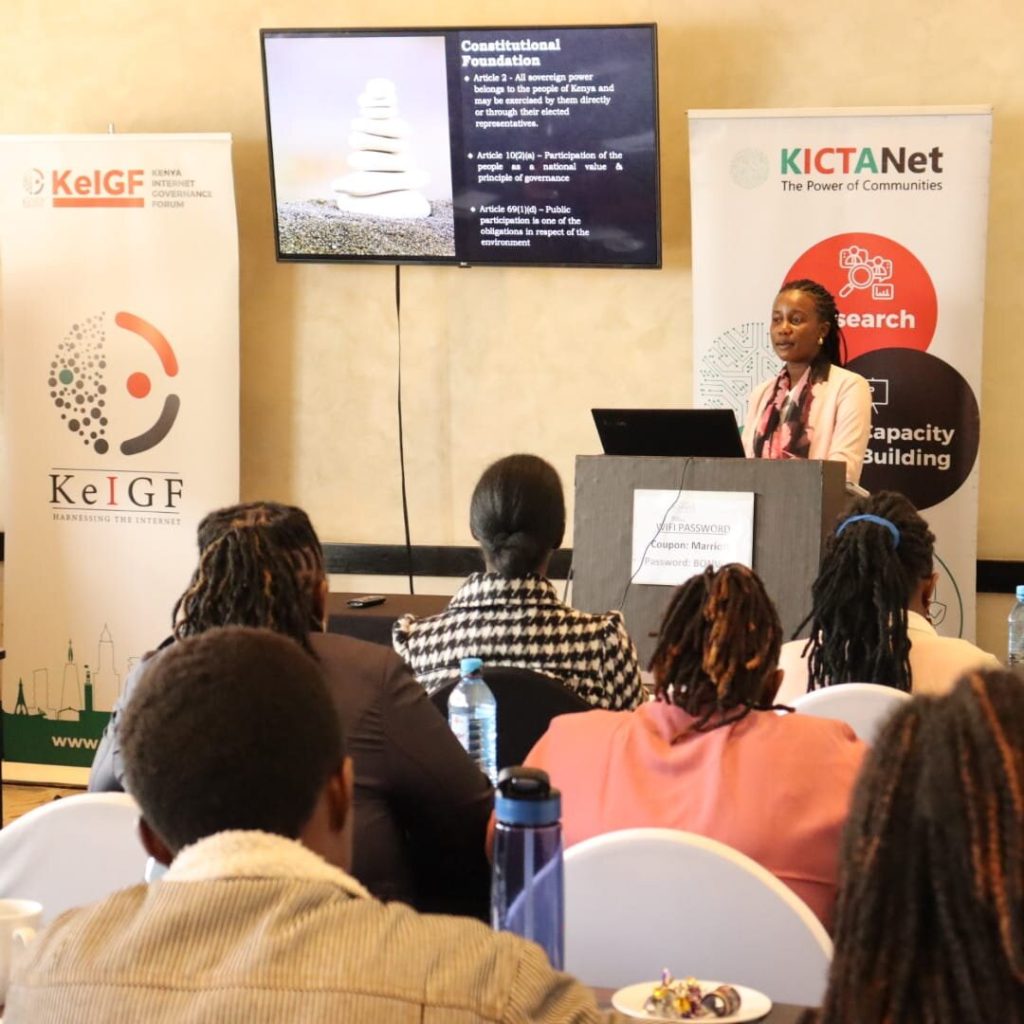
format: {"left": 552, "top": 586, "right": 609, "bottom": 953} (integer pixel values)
{"left": 591, "top": 408, "right": 745, "bottom": 458}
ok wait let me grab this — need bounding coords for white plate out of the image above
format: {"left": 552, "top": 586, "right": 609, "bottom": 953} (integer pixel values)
{"left": 611, "top": 979, "right": 772, "bottom": 1022}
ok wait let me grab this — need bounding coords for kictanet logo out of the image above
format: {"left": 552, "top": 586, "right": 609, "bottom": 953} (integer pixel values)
{"left": 24, "top": 168, "right": 146, "bottom": 207}
{"left": 780, "top": 146, "right": 944, "bottom": 175}
{"left": 48, "top": 310, "right": 180, "bottom": 457}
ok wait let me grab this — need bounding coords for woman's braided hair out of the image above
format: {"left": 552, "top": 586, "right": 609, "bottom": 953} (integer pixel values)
{"left": 819, "top": 669, "right": 1024, "bottom": 1024}
{"left": 799, "top": 491, "right": 935, "bottom": 692}
{"left": 172, "top": 502, "right": 325, "bottom": 653}
{"left": 649, "top": 563, "right": 783, "bottom": 731}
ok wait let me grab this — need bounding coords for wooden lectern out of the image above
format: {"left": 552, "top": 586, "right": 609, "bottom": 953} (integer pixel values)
{"left": 572, "top": 456, "right": 847, "bottom": 665}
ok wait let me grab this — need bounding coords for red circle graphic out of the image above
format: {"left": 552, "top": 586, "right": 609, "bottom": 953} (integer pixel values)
{"left": 785, "top": 232, "right": 937, "bottom": 360}
{"left": 127, "top": 371, "right": 151, "bottom": 398}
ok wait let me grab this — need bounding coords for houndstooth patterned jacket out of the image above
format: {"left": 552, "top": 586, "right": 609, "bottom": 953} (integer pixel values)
{"left": 392, "top": 572, "right": 644, "bottom": 710}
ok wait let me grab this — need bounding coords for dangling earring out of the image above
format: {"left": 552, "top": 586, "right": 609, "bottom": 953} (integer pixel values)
{"left": 818, "top": 336, "right": 824, "bottom": 346}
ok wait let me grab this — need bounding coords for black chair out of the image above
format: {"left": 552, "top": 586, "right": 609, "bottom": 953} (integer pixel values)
{"left": 430, "top": 666, "right": 591, "bottom": 770}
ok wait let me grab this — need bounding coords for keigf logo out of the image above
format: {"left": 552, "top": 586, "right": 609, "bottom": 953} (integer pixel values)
{"left": 48, "top": 311, "right": 180, "bottom": 456}
{"left": 28, "top": 168, "right": 146, "bottom": 208}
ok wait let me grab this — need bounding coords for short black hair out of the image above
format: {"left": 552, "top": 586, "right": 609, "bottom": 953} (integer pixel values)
{"left": 173, "top": 502, "right": 325, "bottom": 652}
{"left": 121, "top": 626, "right": 344, "bottom": 853}
{"left": 469, "top": 454, "right": 565, "bottom": 578}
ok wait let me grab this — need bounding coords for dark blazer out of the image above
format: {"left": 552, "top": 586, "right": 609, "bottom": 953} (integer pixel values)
{"left": 89, "top": 631, "right": 493, "bottom": 918}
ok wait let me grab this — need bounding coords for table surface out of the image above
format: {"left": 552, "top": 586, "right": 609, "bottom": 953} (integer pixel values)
{"left": 325, "top": 592, "right": 449, "bottom": 646}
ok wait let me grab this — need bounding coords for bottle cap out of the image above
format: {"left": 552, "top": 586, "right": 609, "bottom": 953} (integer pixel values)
{"left": 1017, "top": 585, "right": 1024, "bottom": 602}
{"left": 495, "top": 766, "right": 561, "bottom": 826}
{"left": 460, "top": 657, "right": 483, "bottom": 675}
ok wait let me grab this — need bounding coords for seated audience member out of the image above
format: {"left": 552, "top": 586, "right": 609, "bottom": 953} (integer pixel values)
{"left": 803, "top": 669, "right": 1024, "bottom": 1023}
{"left": 776, "top": 491, "right": 999, "bottom": 705}
{"left": 89, "top": 502, "right": 491, "bottom": 917}
{"left": 525, "top": 564, "right": 866, "bottom": 930}
{"left": 6, "top": 628, "right": 611, "bottom": 1023}
{"left": 393, "top": 453, "right": 644, "bottom": 710}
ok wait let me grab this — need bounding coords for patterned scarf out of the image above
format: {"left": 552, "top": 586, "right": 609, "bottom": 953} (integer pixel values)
{"left": 752, "top": 361, "right": 830, "bottom": 461}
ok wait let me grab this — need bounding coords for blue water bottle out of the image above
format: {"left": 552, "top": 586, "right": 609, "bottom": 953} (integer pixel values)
{"left": 491, "top": 766, "right": 564, "bottom": 969}
{"left": 448, "top": 657, "right": 498, "bottom": 785}
{"left": 1009, "top": 586, "right": 1024, "bottom": 668}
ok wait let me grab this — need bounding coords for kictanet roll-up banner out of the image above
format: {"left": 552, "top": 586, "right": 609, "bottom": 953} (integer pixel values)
{"left": 0, "top": 134, "right": 238, "bottom": 783}
{"left": 689, "top": 107, "right": 992, "bottom": 641}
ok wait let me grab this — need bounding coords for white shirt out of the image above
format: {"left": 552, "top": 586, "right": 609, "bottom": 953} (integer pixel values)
{"left": 776, "top": 610, "right": 1001, "bottom": 704}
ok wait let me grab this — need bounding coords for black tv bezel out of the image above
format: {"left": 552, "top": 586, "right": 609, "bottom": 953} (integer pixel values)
{"left": 259, "top": 24, "right": 661, "bottom": 270}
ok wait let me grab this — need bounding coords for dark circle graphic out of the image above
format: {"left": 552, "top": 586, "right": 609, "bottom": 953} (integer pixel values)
{"left": 95, "top": 439, "right": 109, "bottom": 455}
{"left": 59, "top": 369, "right": 73, "bottom": 385}
{"left": 848, "top": 348, "right": 980, "bottom": 510}
{"left": 68, "top": 419, "right": 80, "bottom": 431}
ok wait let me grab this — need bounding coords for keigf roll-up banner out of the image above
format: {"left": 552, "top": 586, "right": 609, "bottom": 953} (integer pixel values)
{"left": 0, "top": 134, "right": 239, "bottom": 783}
{"left": 689, "top": 107, "right": 992, "bottom": 640}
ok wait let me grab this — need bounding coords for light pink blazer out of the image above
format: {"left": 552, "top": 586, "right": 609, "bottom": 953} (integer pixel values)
{"left": 742, "top": 364, "right": 872, "bottom": 484}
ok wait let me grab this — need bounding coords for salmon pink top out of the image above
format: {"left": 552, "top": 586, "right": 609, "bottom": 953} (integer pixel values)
{"left": 526, "top": 700, "right": 866, "bottom": 930}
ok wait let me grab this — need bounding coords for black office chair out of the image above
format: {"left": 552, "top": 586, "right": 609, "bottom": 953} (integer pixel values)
{"left": 430, "top": 666, "right": 591, "bottom": 770}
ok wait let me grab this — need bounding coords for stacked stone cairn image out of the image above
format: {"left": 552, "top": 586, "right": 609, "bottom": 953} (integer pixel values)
{"left": 332, "top": 77, "right": 431, "bottom": 219}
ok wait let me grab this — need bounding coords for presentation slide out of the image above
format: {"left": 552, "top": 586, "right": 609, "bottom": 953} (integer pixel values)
{"left": 262, "top": 25, "right": 660, "bottom": 267}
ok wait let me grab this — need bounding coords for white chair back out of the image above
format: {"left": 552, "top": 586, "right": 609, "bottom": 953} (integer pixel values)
{"left": 793, "top": 682, "right": 911, "bottom": 743}
{"left": 564, "top": 828, "right": 832, "bottom": 1006}
{"left": 0, "top": 792, "right": 147, "bottom": 923}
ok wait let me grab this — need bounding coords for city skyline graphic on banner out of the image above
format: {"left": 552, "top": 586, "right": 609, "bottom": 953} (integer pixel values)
{"left": 3, "top": 625, "right": 139, "bottom": 768}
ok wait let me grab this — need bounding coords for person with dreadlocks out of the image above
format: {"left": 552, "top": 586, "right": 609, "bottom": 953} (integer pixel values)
{"left": 742, "top": 278, "right": 872, "bottom": 484}
{"left": 800, "top": 669, "right": 1024, "bottom": 1024}
{"left": 775, "top": 491, "right": 998, "bottom": 705}
{"left": 524, "top": 563, "right": 866, "bottom": 929}
{"left": 89, "top": 501, "right": 493, "bottom": 919}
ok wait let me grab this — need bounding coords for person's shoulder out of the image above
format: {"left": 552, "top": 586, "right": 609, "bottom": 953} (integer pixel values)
{"left": 340, "top": 900, "right": 585, "bottom": 1009}
{"left": 829, "top": 363, "right": 872, "bottom": 392}
{"left": 312, "top": 629, "right": 403, "bottom": 664}
{"left": 749, "top": 374, "right": 776, "bottom": 402}
{"left": 542, "top": 706, "right": 635, "bottom": 747}
{"left": 554, "top": 602, "right": 627, "bottom": 634}
{"left": 759, "top": 706, "right": 863, "bottom": 749}
{"left": 311, "top": 631, "right": 414, "bottom": 695}
{"left": 931, "top": 633, "right": 1001, "bottom": 666}
{"left": 779, "top": 637, "right": 808, "bottom": 659}
{"left": 13, "top": 885, "right": 149, "bottom": 975}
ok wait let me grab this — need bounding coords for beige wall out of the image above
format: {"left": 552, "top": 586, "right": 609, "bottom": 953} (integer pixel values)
{"left": 1, "top": 0, "right": 1021, "bottom": 650}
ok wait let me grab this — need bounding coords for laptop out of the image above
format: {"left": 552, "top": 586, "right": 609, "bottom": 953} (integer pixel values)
{"left": 591, "top": 408, "right": 745, "bottom": 458}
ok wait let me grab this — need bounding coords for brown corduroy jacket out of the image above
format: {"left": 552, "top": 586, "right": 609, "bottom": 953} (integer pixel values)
{"left": 6, "top": 831, "right": 615, "bottom": 1024}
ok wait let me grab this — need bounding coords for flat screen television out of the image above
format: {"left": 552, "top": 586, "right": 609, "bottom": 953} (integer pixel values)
{"left": 260, "top": 25, "right": 660, "bottom": 268}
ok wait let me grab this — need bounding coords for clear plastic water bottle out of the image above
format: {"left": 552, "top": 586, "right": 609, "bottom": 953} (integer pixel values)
{"left": 1009, "top": 585, "right": 1024, "bottom": 667}
{"left": 448, "top": 657, "right": 498, "bottom": 784}
{"left": 491, "top": 766, "right": 564, "bottom": 970}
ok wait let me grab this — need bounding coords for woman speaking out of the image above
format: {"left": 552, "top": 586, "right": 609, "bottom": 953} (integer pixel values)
{"left": 743, "top": 279, "right": 872, "bottom": 485}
